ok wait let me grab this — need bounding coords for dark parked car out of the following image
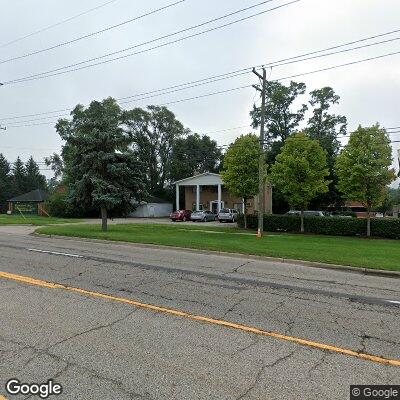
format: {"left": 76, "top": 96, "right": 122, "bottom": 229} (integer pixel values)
{"left": 217, "top": 208, "right": 238, "bottom": 223}
{"left": 191, "top": 210, "right": 216, "bottom": 222}
{"left": 170, "top": 210, "right": 192, "bottom": 222}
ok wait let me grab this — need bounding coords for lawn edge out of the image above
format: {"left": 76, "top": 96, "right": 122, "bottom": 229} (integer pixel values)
{"left": 33, "top": 231, "right": 400, "bottom": 278}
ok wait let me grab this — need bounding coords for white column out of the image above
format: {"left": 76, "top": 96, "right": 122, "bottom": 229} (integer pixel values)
{"left": 196, "top": 185, "right": 200, "bottom": 211}
{"left": 175, "top": 184, "right": 180, "bottom": 211}
{"left": 217, "top": 184, "right": 222, "bottom": 213}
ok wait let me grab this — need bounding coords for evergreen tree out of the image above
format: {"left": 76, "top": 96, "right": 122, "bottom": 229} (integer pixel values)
{"left": 11, "top": 157, "right": 26, "bottom": 195}
{"left": 56, "top": 97, "right": 147, "bottom": 231}
{"left": 25, "top": 156, "right": 47, "bottom": 192}
{"left": 0, "top": 154, "right": 12, "bottom": 213}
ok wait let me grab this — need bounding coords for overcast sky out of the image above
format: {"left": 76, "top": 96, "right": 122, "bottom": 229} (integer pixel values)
{"left": 1, "top": 0, "right": 399, "bottom": 185}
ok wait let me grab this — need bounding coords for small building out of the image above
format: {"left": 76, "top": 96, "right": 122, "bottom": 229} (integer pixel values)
{"left": 174, "top": 172, "right": 272, "bottom": 213}
{"left": 8, "top": 189, "right": 49, "bottom": 216}
{"left": 393, "top": 205, "right": 400, "bottom": 218}
{"left": 343, "top": 201, "right": 378, "bottom": 218}
{"left": 130, "top": 196, "right": 173, "bottom": 218}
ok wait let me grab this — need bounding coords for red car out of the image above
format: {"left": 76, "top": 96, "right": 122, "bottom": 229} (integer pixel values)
{"left": 170, "top": 209, "right": 192, "bottom": 222}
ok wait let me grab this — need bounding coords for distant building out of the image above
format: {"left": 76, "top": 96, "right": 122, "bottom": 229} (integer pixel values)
{"left": 393, "top": 205, "right": 400, "bottom": 218}
{"left": 343, "top": 201, "right": 378, "bottom": 218}
{"left": 130, "top": 196, "right": 173, "bottom": 218}
{"left": 174, "top": 172, "right": 272, "bottom": 213}
{"left": 8, "top": 189, "right": 49, "bottom": 216}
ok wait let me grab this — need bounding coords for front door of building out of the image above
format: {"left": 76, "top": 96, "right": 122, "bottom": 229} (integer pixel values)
{"left": 210, "top": 200, "right": 224, "bottom": 213}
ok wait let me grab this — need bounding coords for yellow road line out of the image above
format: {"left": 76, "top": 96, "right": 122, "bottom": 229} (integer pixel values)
{"left": 0, "top": 395, "right": 8, "bottom": 400}
{"left": 1, "top": 270, "right": 399, "bottom": 367}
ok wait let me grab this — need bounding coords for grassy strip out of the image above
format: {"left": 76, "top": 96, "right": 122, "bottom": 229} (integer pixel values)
{"left": 36, "top": 223, "right": 400, "bottom": 271}
{"left": 0, "top": 215, "right": 83, "bottom": 225}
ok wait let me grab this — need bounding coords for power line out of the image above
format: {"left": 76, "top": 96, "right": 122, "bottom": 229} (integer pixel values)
{"left": 1, "top": 0, "right": 299, "bottom": 85}
{"left": 0, "top": 0, "right": 118, "bottom": 49}
{"left": 2, "top": 26, "right": 400, "bottom": 122}
{"left": 6, "top": 47, "right": 400, "bottom": 128}
{"left": 0, "top": 0, "right": 186, "bottom": 65}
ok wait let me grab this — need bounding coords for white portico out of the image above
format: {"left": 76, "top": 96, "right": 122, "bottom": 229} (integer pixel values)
{"left": 174, "top": 172, "right": 273, "bottom": 214}
{"left": 174, "top": 172, "right": 226, "bottom": 213}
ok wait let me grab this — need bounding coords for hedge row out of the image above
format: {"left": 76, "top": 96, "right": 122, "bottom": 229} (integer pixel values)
{"left": 237, "top": 214, "right": 400, "bottom": 239}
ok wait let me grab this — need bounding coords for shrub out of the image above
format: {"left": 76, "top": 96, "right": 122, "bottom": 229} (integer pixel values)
{"left": 237, "top": 214, "right": 400, "bottom": 239}
{"left": 44, "top": 191, "right": 73, "bottom": 218}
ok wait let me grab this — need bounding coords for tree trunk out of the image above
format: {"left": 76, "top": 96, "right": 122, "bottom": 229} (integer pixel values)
{"left": 366, "top": 206, "right": 371, "bottom": 237}
{"left": 101, "top": 207, "right": 108, "bottom": 232}
{"left": 300, "top": 209, "right": 304, "bottom": 233}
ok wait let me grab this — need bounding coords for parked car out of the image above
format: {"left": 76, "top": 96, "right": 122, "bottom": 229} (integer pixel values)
{"left": 191, "top": 210, "right": 216, "bottom": 222}
{"left": 286, "top": 210, "right": 326, "bottom": 217}
{"left": 170, "top": 209, "right": 192, "bottom": 222}
{"left": 217, "top": 208, "right": 238, "bottom": 223}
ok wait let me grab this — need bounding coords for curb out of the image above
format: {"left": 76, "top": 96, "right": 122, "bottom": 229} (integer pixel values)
{"left": 32, "top": 232, "right": 400, "bottom": 279}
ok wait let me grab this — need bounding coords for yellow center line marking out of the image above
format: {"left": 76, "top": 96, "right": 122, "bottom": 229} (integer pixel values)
{"left": 1, "top": 270, "right": 399, "bottom": 367}
{"left": 0, "top": 395, "right": 7, "bottom": 400}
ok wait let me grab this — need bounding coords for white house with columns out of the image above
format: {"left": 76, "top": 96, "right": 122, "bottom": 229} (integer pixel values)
{"left": 174, "top": 172, "right": 272, "bottom": 214}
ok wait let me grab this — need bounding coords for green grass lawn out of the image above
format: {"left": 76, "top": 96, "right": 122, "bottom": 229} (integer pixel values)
{"left": 36, "top": 223, "right": 400, "bottom": 271}
{"left": 0, "top": 215, "right": 83, "bottom": 225}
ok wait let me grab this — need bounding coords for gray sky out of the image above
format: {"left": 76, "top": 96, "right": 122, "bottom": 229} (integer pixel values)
{"left": 1, "top": 0, "right": 399, "bottom": 185}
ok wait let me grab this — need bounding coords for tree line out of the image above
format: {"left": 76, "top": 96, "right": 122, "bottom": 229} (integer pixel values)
{"left": 222, "top": 126, "right": 396, "bottom": 236}
{"left": 45, "top": 98, "right": 224, "bottom": 230}
{"left": 0, "top": 155, "right": 47, "bottom": 213}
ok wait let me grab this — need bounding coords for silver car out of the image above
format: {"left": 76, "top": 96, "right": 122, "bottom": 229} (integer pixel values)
{"left": 191, "top": 210, "right": 216, "bottom": 222}
{"left": 217, "top": 208, "right": 238, "bottom": 223}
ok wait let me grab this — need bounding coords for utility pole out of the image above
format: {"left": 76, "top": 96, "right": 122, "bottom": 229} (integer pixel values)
{"left": 252, "top": 67, "right": 267, "bottom": 238}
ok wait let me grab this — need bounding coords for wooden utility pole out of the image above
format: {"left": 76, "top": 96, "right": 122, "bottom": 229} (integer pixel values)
{"left": 252, "top": 67, "right": 267, "bottom": 238}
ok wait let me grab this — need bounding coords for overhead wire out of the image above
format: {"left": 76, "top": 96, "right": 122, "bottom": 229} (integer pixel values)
{"left": 0, "top": 0, "right": 118, "bottom": 49}
{"left": 1, "top": 0, "right": 299, "bottom": 85}
{"left": 5, "top": 47, "right": 400, "bottom": 128}
{"left": 2, "top": 27, "right": 400, "bottom": 122}
{"left": 0, "top": 0, "right": 186, "bottom": 64}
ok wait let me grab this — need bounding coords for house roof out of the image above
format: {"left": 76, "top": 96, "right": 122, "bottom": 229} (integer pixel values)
{"left": 174, "top": 172, "right": 223, "bottom": 186}
{"left": 8, "top": 189, "right": 49, "bottom": 202}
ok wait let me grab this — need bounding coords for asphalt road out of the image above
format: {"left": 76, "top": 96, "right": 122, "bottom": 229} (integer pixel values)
{"left": 0, "top": 225, "right": 399, "bottom": 399}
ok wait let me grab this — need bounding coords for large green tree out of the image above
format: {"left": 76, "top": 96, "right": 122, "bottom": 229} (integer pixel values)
{"left": 336, "top": 125, "right": 396, "bottom": 236}
{"left": 170, "top": 133, "right": 223, "bottom": 182}
{"left": 56, "top": 97, "right": 147, "bottom": 231}
{"left": 270, "top": 133, "right": 330, "bottom": 233}
{"left": 250, "top": 80, "right": 308, "bottom": 213}
{"left": 250, "top": 81, "right": 308, "bottom": 161}
{"left": 306, "top": 87, "right": 347, "bottom": 208}
{"left": 124, "top": 105, "right": 185, "bottom": 196}
{"left": 222, "top": 135, "right": 260, "bottom": 228}
{"left": 0, "top": 154, "right": 12, "bottom": 213}
{"left": 25, "top": 156, "right": 47, "bottom": 192}
{"left": 11, "top": 157, "right": 26, "bottom": 195}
